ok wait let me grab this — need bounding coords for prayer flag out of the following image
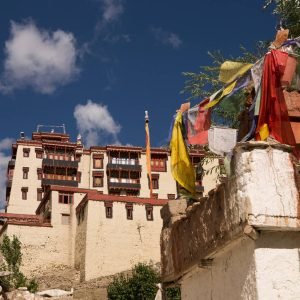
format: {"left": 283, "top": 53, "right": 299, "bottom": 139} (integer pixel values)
{"left": 219, "top": 61, "right": 253, "bottom": 84}
{"left": 170, "top": 112, "right": 196, "bottom": 194}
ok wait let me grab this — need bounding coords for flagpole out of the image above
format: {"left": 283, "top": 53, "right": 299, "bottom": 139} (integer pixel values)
{"left": 145, "top": 111, "right": 153, "bottom": 198}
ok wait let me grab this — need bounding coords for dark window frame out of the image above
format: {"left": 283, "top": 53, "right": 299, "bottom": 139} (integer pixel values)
{"left": 37, "top": 188, "right": 43, "bottom": 201}
{"left": 23, "top": 167, "right": 29, "bottom": 179}
{"left": 21, "top": 187, "right": 28, "bottom": 200}
{"left": 35, "top": 148, "right": 43, "bottom": 159}
{"left": 126, "top": 204, "right": 133, "bottom": 220}
{"left": 23, "top": 148, "right": 30, "bottom": 158}
{"left": 105, "top": 202, "right": 113, "bottom": 218}
{"left": 58, "top": 192, "right": 73, "bottom": 204}
{"left": 146, "top": 206, "right": 153, "bottom": 221}
{"left": 93, "top": 154, "right": 104, "bottom": 169}
{"left": 93, "top": 171, "right": 104, "bottom": 187}
{"left": 37, "top": 168, "right": 42, "bottom": 180}
{"left": 167, "top": 194, "right": 176, "bottom": 200}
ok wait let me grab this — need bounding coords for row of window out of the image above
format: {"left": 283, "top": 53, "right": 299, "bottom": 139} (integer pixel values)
{"left": 21, "top": 187, "right": 43, "bottom": 201}
{"left": 20, "top": 168, "right": 82, "bottom": 182}
{"left": 20, "top": 167, "right": 159, "bottom": 190}
{"left": 22, "top": 149, "right": 167, "bottom": 173}
{"left": 23, "top": 148, "right": 81, "bottom": 161}
{"left": 76, "top": 203, "right": 154, "bottom": 224}
{"left": 93, "top": 155, "right": 167, "bottom": 172}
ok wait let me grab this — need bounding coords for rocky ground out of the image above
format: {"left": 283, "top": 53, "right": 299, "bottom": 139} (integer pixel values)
{"left": 32, "top": 265, "right": 132, "bottom": 300}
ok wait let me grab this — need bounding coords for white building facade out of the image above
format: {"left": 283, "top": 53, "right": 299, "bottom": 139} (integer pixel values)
{"left": 1, "top": 130, "right": 217, "bottom": 280}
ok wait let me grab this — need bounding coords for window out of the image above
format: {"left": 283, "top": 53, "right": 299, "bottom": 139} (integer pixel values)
{"left": 151, "top": 174, "right": 159, "bottom": 190}
{"left": 58, "top": 192, "right": 73, "bottom": 204}
{"left": 151, "top": 155, "right": 167, "bottom": 172}
{"left": 152, "top": 193, "right": 158, "bottom": 199}
{"left": 21, "top": 187, "right": 28, "bottom": 200}
{"left": 93, "top": 154, "right": 104, "bottom": 169}
{"left": 93, "top": 171, "right": 104, "bottom": 187}
{"left": 105, "top": 202, "right": 113, "bottom": 218}
{"left": 146, "top": 206, "right": 153, "bottom": 221}
{"left": 37, "top": 188, "right": 43, "bottom": 201}
{"left": 8, "top": 169, "right": 14, "bottom": 181}
{"left": 167, "top": 194, "right": 176, "bottom": 200}
{"left": 75, "top": 154, "right": 82, "bottom": 162}
{"left": 23, "top": 148, "right": 30, "bottom": 157}
{"left": 35, "top": 148, "right": 43, "bottom": 159}
{"left": 23, "top": 167, "right": 29, "bottom": 179}
{"left": 37, "top": 168, "right": 42, "bottom": 180}
{"left": 77, "top": 171, "right": 82, "bottom": 183}
{"left": 126, "top": 203, "right": 133, "bottom": 220}
{"left": 61, "top": 214, "right": 70, "bottom": 225}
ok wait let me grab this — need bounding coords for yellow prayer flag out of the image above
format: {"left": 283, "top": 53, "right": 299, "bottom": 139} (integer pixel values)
{"left": 205, "top": 81, "right": 237, "bottom": 109}
{"left": 170, "top": 112, "right": 196, "bottom": 194}
{"left": 219, "top": 61, "right": 253, "bottom": 84}
{"left": 259, "top": 123, "right": 269, "bottom": 141}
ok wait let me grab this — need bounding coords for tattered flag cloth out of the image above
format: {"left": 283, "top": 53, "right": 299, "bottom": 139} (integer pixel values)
{"left": 206, "top": 61, "right": 253, "bottom": 109}
{"left": 205, "top": 81, "right": 237, "bottom": 109}
{"left": 255, "top": 50, "right": 296, "bottom": 147}
{"left": 219, "top": 61, "right": 253, "bottom": 84}
{"left": 208, "top": 127, "right": 237, "bottom": 155}
{"left": 186, "top": 99, "right": 211, "bottom": 145}
{"left": 170, "top": 112, "right": 196, "bottom": 194}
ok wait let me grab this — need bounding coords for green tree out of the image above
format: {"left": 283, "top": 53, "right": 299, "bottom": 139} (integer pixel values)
{"left": 182, "top": 1, "right": 300, "bottom": 101}
{"left": 107, "top": 263, "right": 181, "bottom": 300}
{"left": 0, "top": 235, "right": 38, "bottom": 293}
{"left": 264, "top": 0, "right": 300, "bottom": 37}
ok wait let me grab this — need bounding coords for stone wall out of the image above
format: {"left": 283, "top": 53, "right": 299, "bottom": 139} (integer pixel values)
{"left": 81, "top": 200, "right": 164, "bottom": 281}
{"left": 161, "top": 142, "right": 300, "bottom": 299}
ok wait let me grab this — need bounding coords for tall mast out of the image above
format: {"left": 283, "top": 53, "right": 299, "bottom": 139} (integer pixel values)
{"left": 145, "top": 111, "right": 153, "bottom": 197}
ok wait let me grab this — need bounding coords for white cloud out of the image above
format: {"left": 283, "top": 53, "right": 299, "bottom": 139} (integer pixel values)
{"left": 74, "top": 100, "right": 121, "bottom": 147}
{"left": 0, "top": 138, "right": 14, "bottom": 151}
{"left": 150, "top": 27, "right": 182, "bottom": 49}
{"left": 0, "top": 138, "right": 14, "bottom": 209}
{"left": 0, "top": 21, "right": 79, "bottom": 94}
{"left": 94, "top": 0, "right": 124, "bottom": 33}
{"left": 101, "top": 0, "right": 124, "bottom": 24}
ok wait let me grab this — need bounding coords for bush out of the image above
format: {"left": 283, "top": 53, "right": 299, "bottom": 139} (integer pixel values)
{"left": 107, "top": 263, "right": 159, "bottom": 300}
{"left": 0, "top": 235, "right": 38, "bottom": 293}
{"left": 107, "top": 263, "right": 181, "bottom": 300}
{"left": 166, "top": 287, "right": 181, "bottom": 300}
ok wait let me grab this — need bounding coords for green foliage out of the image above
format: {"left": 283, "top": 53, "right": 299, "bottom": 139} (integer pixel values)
{"left": 0, "top": 235, "right": 22, "bottom": 273}
{"left": 107, "top": 263, "right": 163, "bottom": 300}
{"left": 166, "top": 287, "right": 181, "bottom": 300}
{"left": 0, "top": 235, "right": 38, "bottom": 293}
{"left": 181, "top": 0, "right": 300, "bottom": 102}
{"left": 264, "top": 0, "right": 300, "bottom": 37}
{"left": 181, "top": 44, "right": 267, "bottom": 101}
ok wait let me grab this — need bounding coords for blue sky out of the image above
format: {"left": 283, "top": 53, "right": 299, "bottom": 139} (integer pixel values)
{"left": 0, "top": 0, "right": 278, "bottom": 204}
{"left": 0, "top": 0, "right": 277, "bottom": 149}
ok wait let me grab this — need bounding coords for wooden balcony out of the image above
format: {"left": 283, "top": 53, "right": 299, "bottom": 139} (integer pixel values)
{"left": 42, "top": 158, "right": 78, "bottom": 169}
{"left": 42, "top": 174, "right": 78, "bottom": 187}
{"left": 108, "top": 178, "right": 141, "bottom": 191}
{"left": 107, "top": 162, "right": 141, "bottom": 172}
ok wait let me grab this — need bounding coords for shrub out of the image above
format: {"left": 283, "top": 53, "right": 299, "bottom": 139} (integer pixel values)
{"left": 107, "top": 263, "right": 181, "bottom": 300}
{"left": 107, "top": 263, "right": 159, "bottom": 300}
{"left": 0, "top": 235, "right": 38, "bottom": 293}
